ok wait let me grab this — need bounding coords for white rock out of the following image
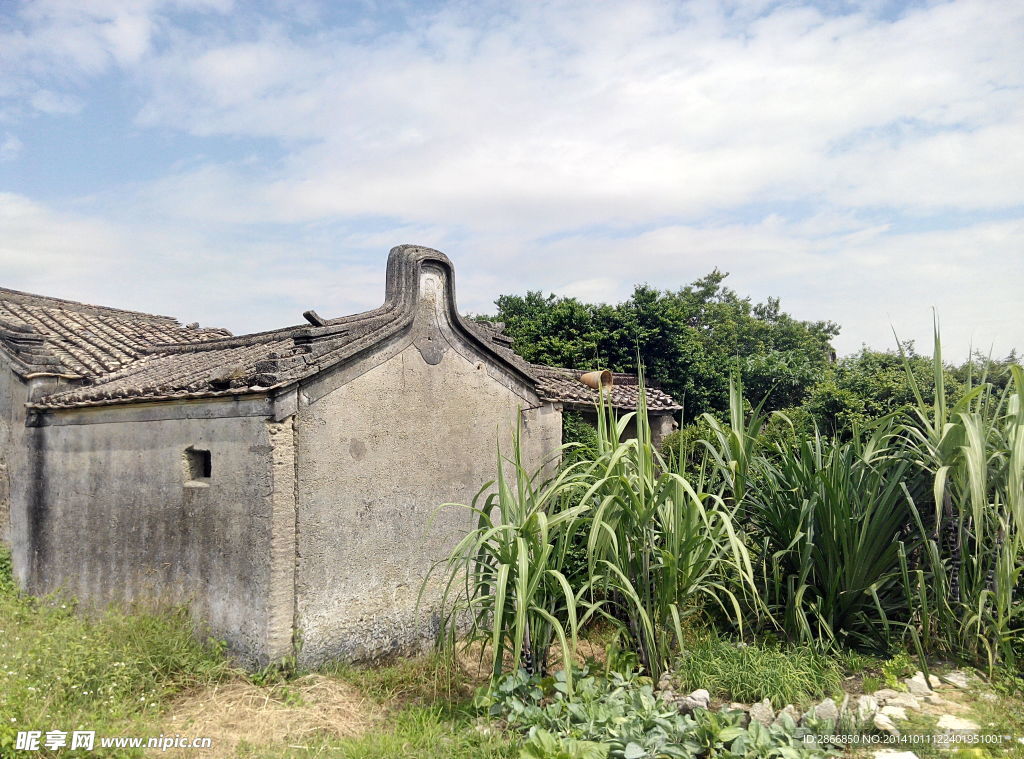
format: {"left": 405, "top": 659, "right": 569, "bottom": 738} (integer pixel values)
{"left": 904, "top": 674, "right": 933, "bottom": 697}
{"left": 880, "top": 705, "right": 908, "bottom": 721}
{"left": 687, "top": 689, "right": 711, "bottom": 708}
{"left": 773, "top": 704, "right": 800, "bottom": 727}
{"left": 873, "top": 713, "right": 900, "bottom": 736}
{"left": 885, "top": 693, "right": 921, "bottom": 710}
{"left": 872, "top": 752, "right": 919, "bottom": 759}
{"left": 857, "top": 695, "right": 879, "bottom": 722}
{"left": 924, "top": 693, "right": 948, "bottom": 707}
{"left": 979, "top": 692, "right": 999, "bottom": 703}
{"left": 749, "top": 698, "right": 775, "bottom": 726}
{"left": 941, "top": 671, "right": 970, "bottom": 689}
{"left": 813, "top": 697, "right": 840, "bottom": 722}
{"left": 872, "top": 688, "right": 904, "bottom": 701}
{"left": 936, "top": 715, "right": 979, "bottom": 731}
{"left": 672, "top": 688, "right": 711, "bottom": 714}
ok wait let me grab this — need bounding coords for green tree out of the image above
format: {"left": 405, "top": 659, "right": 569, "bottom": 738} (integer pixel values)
{"left": 804, "top": 343, "right": 962, "bottom": 436}
{"left": 488, "top": 270, "right": 839, "bottom": 422}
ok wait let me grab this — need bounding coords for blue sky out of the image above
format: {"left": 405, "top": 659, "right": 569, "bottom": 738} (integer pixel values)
{"left": 1, "top": 0, "right": 1021, "bottom": 358}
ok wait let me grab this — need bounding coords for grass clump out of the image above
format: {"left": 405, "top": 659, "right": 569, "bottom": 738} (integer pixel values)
{"left": 328, "top": 652, "right": 471, "bottom": 706}
{"left": 672, "top": 635, "right": 842, "bottom": 705}
{"left": 0, "top": 546, "right": 232, "bottom": 754}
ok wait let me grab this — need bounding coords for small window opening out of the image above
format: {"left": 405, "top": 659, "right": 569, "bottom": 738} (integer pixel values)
{"left": 185, "top": 447, "right": 212, "bottom": 480}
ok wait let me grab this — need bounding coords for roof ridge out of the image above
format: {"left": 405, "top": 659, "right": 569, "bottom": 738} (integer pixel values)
{"left": 25, "top": 245, "right": 682, "bottom": 412}
{"left": 139, "top": 322, "right": 336, "bottom": 354}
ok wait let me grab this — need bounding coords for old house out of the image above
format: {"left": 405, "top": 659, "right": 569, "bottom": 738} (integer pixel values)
{"left": 0, "top": 245, "right": 680, "bottom": 666}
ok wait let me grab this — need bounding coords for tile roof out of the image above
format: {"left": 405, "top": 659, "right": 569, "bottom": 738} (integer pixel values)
{"left": 532, "top": 365, "right": 682, "bottom": 412}
{"left": 0, "top": 286, "right": 230, "bottom": 379}
{"left": 25, "top": 246, "right": 681, "bottom": 414}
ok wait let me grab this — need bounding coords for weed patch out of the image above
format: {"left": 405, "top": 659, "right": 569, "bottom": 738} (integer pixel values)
{"left": 0, "top": 547, "right": 232, "bottom": 756}
{"left": 328, "top": 652, "right": 471, "bottom": 707}
{"left": 671, "top": 635, "right": 843, "bottom": 705}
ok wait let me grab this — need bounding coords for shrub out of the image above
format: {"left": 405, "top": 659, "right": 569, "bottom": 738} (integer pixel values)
{"left": 759, "top": 406, "right": 815, "bottom": 452}
{"left": 657, "top": 418, "right": 714, "bottom": 470}
{"left": 881, "top": 651, "right": 914, "bottom": 690}
{"left": 562, "top": 410, "right": 600, "bottom": 466}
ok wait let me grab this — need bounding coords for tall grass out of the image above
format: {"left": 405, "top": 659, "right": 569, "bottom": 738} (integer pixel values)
{"left": 434, "top": 329, "right": 1022, "bottom": 698}
{"left": 584, "top": 381, "right": 754, "bottom": 681}
{"left": 898, "top": 329, "right": 1024, "bottom": 669}
{"left": 432, "top": 385, "right": 753, "bottom": 686}
{"left": 429, "top": 424, "right": 597, "bottom": 691}
{"left": 702, "top": 331, "right": 1023, "bottom": 669}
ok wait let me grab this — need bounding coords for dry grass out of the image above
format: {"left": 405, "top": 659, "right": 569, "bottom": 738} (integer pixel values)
{"left": 150, "top": 674, "right": 380, "bottom": 757}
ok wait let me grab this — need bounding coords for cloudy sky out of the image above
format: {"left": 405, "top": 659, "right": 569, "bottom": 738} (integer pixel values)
{"left": 1, "top": 0, "right": 1021, "bottom": 358}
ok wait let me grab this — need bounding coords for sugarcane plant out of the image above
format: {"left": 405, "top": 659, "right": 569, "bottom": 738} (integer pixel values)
{"left": 897, "top": 325, "right": 1024, "bottom": 670}
{"left": 584, "top": 371, "right": 755, "bottom": 682}
{"left": 426, "top": 421, "right": 598, "bottom": 694}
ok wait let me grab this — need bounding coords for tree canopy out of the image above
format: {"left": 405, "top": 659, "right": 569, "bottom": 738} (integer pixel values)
{"left": 486, "top": 271, "right": 1020, "bottom": 435}
{"left": 487, "top": 270, "right": 839, "bottom": 422}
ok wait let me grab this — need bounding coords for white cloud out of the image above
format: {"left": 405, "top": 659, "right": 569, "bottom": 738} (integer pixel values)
{"left": 457, "top": 216, "right": 1024, "bottom": 359}
{"left": 1, "top": 189, "right": 1020, "bottom": 359}
{"left": 0, "top": 193, "right": 124, "bottom": 286}
{"left": 29, "top": 89, "right": 84, "bottom": 115}
{"left": 0, "top": 0, "right": 1020, "bottom": 359}
{"left": 0, "top": 134, "right": 23, "bottom": 161}
{"left": 90, "top": 0, "right": 1018, "bottom": 235}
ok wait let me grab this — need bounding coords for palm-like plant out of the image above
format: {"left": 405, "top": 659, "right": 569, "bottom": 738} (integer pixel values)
{"left": 428, "top": 424, "right": 596, "bottom": 692}
{"left": 585, "top": 376, "right": 754, "bottom": 681}
{"left": 746, "top": 424, "right": 918, "bottom": 648}
{"left": 898, "top": 326, "right": 1024, "bottom": 668}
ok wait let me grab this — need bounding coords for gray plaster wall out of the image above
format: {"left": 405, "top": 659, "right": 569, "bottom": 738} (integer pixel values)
{"left": 0, "top": 367, "right": 26, "bottom": 544}
{"left": 1, "top": 370, "right": 67, "bottom": 548}
{"left": 14, "top": 399, "right": 290, "bottom": 665}
{"left": 294, "top": 264, "right": 562, "bottom": 665}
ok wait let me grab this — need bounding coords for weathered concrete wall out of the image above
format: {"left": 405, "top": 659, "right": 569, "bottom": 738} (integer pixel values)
{"left": 294, "top": 264, "right": 562, "bottom": 665}
{"left": 14, "top": 398, "right": 292, "bottom": 665}
{"left": 0, "top": 367, "right": 26, "bottom": 544}
{"left": 1, "top": 371, "right": 67, "bottom": 548}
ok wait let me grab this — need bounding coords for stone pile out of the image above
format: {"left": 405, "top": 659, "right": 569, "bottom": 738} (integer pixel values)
{"left": 657, "top": 669, "right": 982, "bottom": 759}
